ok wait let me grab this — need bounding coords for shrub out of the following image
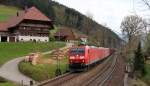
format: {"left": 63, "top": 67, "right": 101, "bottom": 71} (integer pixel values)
{"left": 0, "top": 77, "right": 6, "bottom": 83}
{"left": 19, "top": 57, "right": 68, "bottom": 81}
{"left": 19, "top": 62, "right": 51, "bottom": 81}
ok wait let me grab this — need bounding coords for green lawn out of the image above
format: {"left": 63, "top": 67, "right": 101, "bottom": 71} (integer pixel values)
{"left": 0, "top": 42, "right": 65, "bottom": 65}
{"left": 0, "top": 82, "right": 17, "bottom": 86}
{"left": 0, "top": 5, "right": 19, "bottom": 21}
{"left": 19, "top": 56, "right": 68, "bottom": 81}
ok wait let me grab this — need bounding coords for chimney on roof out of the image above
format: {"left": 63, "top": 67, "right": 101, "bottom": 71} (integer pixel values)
{"left": 17, "top": 12, "right": 19, "bottom": 16}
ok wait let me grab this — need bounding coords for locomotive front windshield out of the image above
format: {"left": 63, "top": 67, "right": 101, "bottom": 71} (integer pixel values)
{"left": 70, "top": 48, "right": 85, "bottom": 55}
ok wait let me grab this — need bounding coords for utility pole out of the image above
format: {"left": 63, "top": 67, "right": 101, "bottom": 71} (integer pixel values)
{"left": 55, "top": 49, "right": 61, "bottom": 76}
{"left": 55, "top": 28, "right": 61, "bottom": 76}
{"left": 102, "top": 29, "right": 105, "bottom": 47}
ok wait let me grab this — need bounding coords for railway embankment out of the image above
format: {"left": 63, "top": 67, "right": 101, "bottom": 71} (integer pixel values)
{"left": 36, "top": 53, "right": 125, "bottom": 86}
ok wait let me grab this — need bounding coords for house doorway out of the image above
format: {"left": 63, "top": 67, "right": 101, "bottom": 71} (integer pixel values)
{"left": 1, "top": 36, "right": 7, "bottom": 42}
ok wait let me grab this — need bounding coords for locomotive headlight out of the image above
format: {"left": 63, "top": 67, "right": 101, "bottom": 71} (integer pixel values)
{"left": 70, "top": 56, "right": 75, "bottom": 59}
{"left": 80, "top": 56, "right": 84, "bottom": 59}
{"left": 82, "top": 60, "right": 84, "bottom": 62}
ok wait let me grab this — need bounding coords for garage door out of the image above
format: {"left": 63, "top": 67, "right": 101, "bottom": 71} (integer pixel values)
{"left": 9, "top": 36, "right": 15, "bottom": 42}
{"left": 1, "top": 36, "right": 7, "bottom": 42}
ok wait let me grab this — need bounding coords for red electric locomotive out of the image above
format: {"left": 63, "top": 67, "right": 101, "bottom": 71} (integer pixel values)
{"left": 68, "top": 45, "right": 114, "bottom": 71}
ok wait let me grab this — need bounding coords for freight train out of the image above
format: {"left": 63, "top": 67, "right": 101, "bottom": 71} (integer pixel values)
{"left": 68, "top": 45, "right": 115, "bottom": 71}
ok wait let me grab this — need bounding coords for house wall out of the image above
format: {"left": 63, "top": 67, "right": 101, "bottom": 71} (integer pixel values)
{"left": 0, "top": 35, "right": 49, "bottom": 42}
{"left": 0, "top": 20, "right": 52, "bottom": 42}
{"left": 7, "top": 20, "right": 51, "bottom": 42}
{"left": 7, "top": 37, "right": 9, "bottom": 42}
{"left": 18, "top": 36, "right": 49, "bottom": 42}
{"left": 14, "top": 20, "right": 51, "bottom": 42}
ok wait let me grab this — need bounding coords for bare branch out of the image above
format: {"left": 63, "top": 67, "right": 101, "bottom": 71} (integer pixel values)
{"left": 142, "top": 0, "right": 150, "bottom": 10}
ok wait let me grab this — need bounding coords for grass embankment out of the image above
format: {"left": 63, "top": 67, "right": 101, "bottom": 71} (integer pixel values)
{"left": 0, "top": 42, "right": 65, "bottom": 65}
{"left": 0, "top": 5, "right": 19, "bottom": 21}
{"left": 19, "top": 56, "right": 68, "bottom": 81}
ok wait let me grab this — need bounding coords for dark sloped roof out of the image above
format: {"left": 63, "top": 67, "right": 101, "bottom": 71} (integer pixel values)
{"left": 55, "top": 27, "right": 77, "bottom": 40}
{"left": 24, "top": 7, "right": 51, "bottom": 21}
{"left": 55, "top": 27, "right": 88, "bottom": 40}
{"left": 8, "top": 6, "right": 52, "bottom": 28}
{"left": 0, "top": 6, "right": 52, "bottom": 31}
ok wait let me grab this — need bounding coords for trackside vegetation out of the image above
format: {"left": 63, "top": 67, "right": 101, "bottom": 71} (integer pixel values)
{"left": 18, "top": 56, "right": 68, "bottom": 81}
{"left": 133, "top": 42, "right": 146, "bottom": 77}
{"left": 142, "top": 63, "right": 150, "bottom": 85}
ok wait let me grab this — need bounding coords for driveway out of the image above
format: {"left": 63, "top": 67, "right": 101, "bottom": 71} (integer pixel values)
{"left": 0, "top": 57, "right": 35, "bottom": 86}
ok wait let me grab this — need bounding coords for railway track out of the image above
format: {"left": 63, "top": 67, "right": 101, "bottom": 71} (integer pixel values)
{"left": 58, "top": 55, "right": 114, "bottom": 86}
{"left": 82, "top": 53, "right": 118, "bottom": 86}
{"left": 103, "top": 54, "right": 125, "bottom": 86}
{"left": 36, "top": 72, "right": 81, "bottom": 86}
{"left": 36, "top": 53, "right": 119, "bottom": 86}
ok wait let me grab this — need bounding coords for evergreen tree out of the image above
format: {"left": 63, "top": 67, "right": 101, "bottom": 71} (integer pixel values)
{"left": 133, "top": 42, "right": 146, "bottom": 76}
{"left": 144, "top": 32, "right": 150, "bottom": 57}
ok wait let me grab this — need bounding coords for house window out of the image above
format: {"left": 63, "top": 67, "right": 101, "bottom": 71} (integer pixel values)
{"left": 37, "top": 28, "right": 41, "bottom": 31}
{"left": 43, "top": 28, "right": 48, "bottom": 31}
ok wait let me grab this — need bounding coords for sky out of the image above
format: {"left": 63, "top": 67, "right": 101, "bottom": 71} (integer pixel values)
{"left": 53, "top": 0, "right": 150, "bottom": 35}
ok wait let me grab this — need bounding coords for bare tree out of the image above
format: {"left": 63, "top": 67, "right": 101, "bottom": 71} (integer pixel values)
{"left": 136, "top": 0, "right": 150, "bottom": 41}
{"left": 120, "top": 15, "right": 146, "bottom": 42}
{"left": 120, "top": 15, "right": 146, "bottom": 59}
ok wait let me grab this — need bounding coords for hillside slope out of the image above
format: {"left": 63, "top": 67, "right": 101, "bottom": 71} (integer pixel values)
{"left": 0, "top": 5, "right": 19, "bottom": 21}
{"left": 0, "top": 0, "right": 121, "bottom": 48}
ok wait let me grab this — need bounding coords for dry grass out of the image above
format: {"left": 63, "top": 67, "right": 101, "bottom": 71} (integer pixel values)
{"left": 129, "top": 78, "right": 148, "bottom": 86}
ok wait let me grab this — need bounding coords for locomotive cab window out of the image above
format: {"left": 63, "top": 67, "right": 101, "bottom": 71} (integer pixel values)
{"left": 70, "top": 48, "right": 85, "bottom": 55}
{"left": 78, "top": 48, "right": 85, "bottom": 54}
